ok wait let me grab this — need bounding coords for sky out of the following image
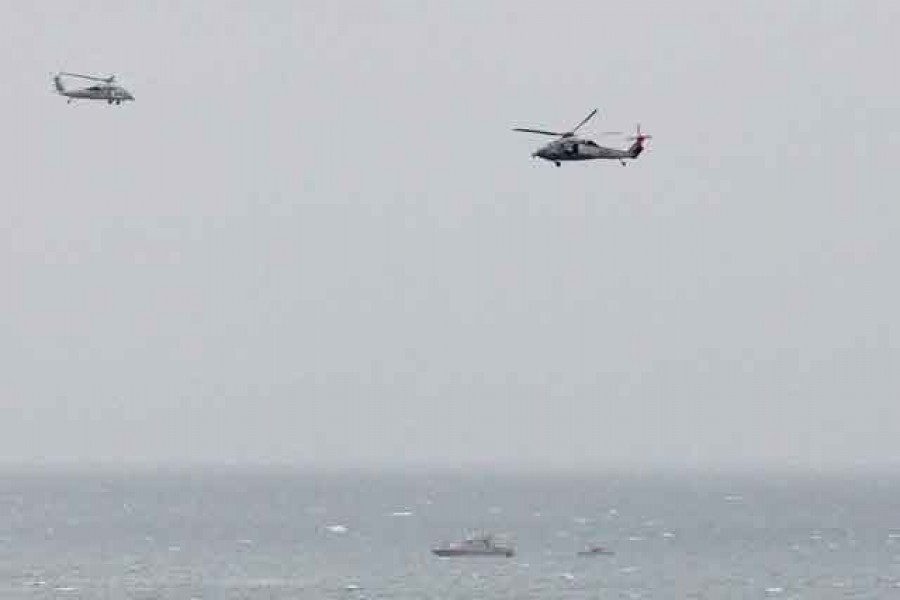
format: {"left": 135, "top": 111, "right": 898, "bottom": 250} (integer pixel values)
{"left": 1, "top": 1, "right": 899, "bottom": 472}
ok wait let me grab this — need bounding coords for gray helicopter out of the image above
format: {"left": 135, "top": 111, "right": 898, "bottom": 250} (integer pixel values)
{"left": 513, "top": 109, "right": 651, "bottom": 167}
{"left": 53, "top": 72, "right": 134, "bottom": 105}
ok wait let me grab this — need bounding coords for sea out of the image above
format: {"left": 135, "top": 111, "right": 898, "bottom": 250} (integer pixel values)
{"left": 1, "top": 468, "right": 898, "bottom": 599}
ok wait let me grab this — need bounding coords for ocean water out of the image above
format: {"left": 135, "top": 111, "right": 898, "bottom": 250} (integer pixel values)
{"left": 0, "top": 469, "right": 898, "bottom": 599}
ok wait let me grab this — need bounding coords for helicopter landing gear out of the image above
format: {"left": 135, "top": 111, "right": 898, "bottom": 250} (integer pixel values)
{"left": 619, "top": 159, "right": 626, "bottom": 166}
{"left": 555, "top": 161, "right": 561, "bottom": 167}
{"left": 107, "top": 99, "right": 113, "bottom": 105}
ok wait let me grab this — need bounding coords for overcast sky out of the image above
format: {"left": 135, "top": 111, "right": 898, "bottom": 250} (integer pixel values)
{"left": 2, "top": 1, "right": 898, "bottom": 472}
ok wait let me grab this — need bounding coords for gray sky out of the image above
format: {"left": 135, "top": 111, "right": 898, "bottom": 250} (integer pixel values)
{"left": 2, "top": 1, "right": 899, "bottom": 472}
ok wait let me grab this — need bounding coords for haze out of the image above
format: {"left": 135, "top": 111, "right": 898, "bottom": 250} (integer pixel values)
{"left": 2, "top": 2, "right": 898, "bottom": 472}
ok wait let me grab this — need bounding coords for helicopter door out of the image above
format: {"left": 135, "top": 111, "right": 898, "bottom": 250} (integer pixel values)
{"left": 565, "top": 143, "right": 578, "bottom": 156}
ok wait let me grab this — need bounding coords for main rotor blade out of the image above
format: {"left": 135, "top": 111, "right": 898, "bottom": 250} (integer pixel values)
{"left": 570, "top": 108, "right": 598, "bottom": 134}
{"left": 59, "top": 72, "right": 115, "bottom": 83}
{"left": 512, "top": 128, "right": 564, "bottom": 136}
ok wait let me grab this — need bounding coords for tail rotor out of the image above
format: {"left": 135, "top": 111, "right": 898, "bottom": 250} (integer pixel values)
{"left": 628, "top": 123, "right": 653, "bottom": 143}
{"left": 626, "top": 123, "right": 652, "bottom": 158}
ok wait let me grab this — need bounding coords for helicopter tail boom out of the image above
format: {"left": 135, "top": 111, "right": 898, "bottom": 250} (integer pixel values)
{"left": 628, "top": 139, "right": 644, "bottom": 158}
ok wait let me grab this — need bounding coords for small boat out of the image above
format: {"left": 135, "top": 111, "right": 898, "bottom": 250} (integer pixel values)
{"left": 432, "top": 533, "right": 515, "bottom": 557}
{"left": 577, "top": 545, "right": 614, "bottom": 556}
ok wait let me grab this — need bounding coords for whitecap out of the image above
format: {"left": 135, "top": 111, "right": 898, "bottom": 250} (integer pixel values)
{"left": 390, "top": 511, "right": 413, "bottom": 517}
{"left": 764, "top": 586, "right": 783, "bottom": 595}
{"left": 326, "top": 524, "right": 348, "bottom": 534}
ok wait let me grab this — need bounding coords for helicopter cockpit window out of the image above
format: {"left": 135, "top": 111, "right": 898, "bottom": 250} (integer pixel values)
{"left": 584, "top": 141, "right": 599, "bottom": 148}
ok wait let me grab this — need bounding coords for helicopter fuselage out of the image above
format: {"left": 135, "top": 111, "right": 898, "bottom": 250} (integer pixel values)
{"left": 62, "top": 85, "right": 134, "bottom": 104}
{"left": 533, "top": 136, "right": 638, "bottom": 164}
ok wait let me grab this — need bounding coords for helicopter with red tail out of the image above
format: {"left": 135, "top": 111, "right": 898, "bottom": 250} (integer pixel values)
{"left": 513, "top": 109, "right": 651, "bottom": 167}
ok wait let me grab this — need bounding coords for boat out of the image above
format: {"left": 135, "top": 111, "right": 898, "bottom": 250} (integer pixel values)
{"left": 577, "top": 545, "right": 614, "bottom": 556}
{"left": 432, "top": 533, "right": 515, "bottom": 557}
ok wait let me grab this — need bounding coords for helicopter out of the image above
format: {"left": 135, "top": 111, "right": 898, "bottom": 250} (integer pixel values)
{"left": 53, "top": 72, "right": 134, "bottom": 105}
{"left": 513, "top": 109, "right": 651, "bottom": 167}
